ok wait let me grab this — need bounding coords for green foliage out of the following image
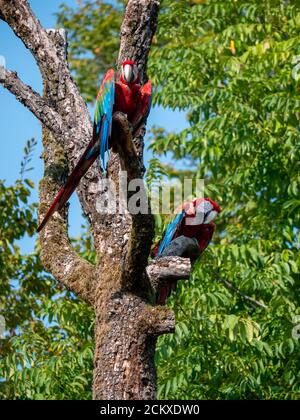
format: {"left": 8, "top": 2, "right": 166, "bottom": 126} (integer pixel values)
{"left": 20, "top": 138, "right": 37, "bottom": 180}
{"left": 56, "top": 0, "right": 125, "bottom": 103}
{"left": 150, "top": 0, "right": 300, "bottom": 400}
{"left": 1, "top": 297, "right": 94, "bottom": 400}
{"left": 2, "top": 0, "right": 300, "bottom": 400}
{"left": 0, "top": 177, "right": 94, "bottom": 400}
{"left": 156, "top": 247, "right": 300, "bottom": 399}
{"left": 0, "top": 178, "right": 39, "bottom": 346}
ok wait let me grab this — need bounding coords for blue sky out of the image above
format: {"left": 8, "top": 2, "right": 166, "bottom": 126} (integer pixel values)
{"left": 0, "top": 0, "right": 188, "bottom": 252}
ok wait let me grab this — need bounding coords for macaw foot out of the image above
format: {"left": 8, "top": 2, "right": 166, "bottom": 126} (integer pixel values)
{"left": 159, "top": 235, "right": 200, "bottom": 260}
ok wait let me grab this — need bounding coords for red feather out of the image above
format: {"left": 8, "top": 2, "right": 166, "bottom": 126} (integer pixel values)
{"left": 131, "top": 81, "right": 152, "bottom": 132}
{"left": 37, "top": 127, "right": 103, "bottom": 232}
{"left": 38, "top": 62, "right": 152, "bottom": 232}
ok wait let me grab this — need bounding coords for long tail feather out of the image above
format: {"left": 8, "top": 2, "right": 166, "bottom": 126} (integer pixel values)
{"left": 37, "top": 138, "right": 100, "bottom": 232}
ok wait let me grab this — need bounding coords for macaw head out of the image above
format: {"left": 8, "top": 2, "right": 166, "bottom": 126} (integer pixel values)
{"left": 185, "top": 197, "right": 221, "bottom": 226}
{"left": 121, "top": 60, "right": 139, "bottom": 84}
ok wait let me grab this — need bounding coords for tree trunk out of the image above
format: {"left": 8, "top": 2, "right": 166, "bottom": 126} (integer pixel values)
{"left": 0, "top": 0, "right": 192, "bottom": 400}
{"left": 93, "top": 293, "right": 158, "bottom": 400}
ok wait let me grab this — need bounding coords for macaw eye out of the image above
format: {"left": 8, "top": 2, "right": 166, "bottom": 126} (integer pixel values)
{"left": 123, "top": 64, "right": 134, "bottom": 83}
{"left": 196, "top": 200, "right": 213, "bottom": 215}
{"left": 204, "top": 210, "right": 218, "bottom": 224}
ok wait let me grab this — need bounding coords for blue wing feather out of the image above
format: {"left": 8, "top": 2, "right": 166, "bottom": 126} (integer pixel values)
{"left": 157, "top": 210, "right": 185, "bottom": 256}
{"left": 93, "top": 69, "right": 115, "bottom": 170}
{"left": 37, "top": 70, "right": 114, "bottom": 232}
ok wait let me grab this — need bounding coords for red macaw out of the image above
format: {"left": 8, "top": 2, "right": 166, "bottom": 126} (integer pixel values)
{"left": 153, "top": 197, "right": 221, "bottom": 305}
{"left": 37, "top": 61, "right": 152, "bottom": 232}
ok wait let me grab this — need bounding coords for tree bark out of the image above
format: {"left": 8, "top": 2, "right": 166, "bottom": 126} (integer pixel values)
{"left": 0, "top": 0, "right": 191, "bottom": 400}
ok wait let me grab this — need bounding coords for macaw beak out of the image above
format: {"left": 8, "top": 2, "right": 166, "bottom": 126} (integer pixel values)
{"left": 123, "top": 64, "right": 134, "bottom": 83}
{"left": 204, "top": 210, "right": 219, "bottom": 224}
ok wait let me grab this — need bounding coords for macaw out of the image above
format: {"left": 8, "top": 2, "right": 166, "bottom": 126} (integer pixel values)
{"left": 153, "top": 197, "right": 221, "bottom": 305}
{"left": 37, "top": 60, "right": 152, "bottom": 232}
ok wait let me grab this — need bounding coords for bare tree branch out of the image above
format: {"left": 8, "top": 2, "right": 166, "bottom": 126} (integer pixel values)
{"left": 0, "top": 2, "right": 97, "bottom": 226}
{"left": 94, "top": 0, "right": 161, "bottom": 288}
{"left": 2, "top": 0, "right": 184, "bottom": 400}
{"left": 111, "top": 113, "right": 143, "bottom": 179}
{"left": 0, "top": 67, "right": 64, "bottom": 137}
{"left": 143, "top": 306, "right": 175, "bottom": 335}
{"left": 39, "top": 218, "right": 97, "bottom": 305}
{"left": 217, "top": 276, "right": 268, "bottom": 310}
{"left": 118, "top": 0, "right": 160, "bottom": 84}
{"left": 0, "top": 2, "right": 97, "bottom": 222}
{"left": 110, "top": 112, "right": 154, "bottom": 287}
{"left": 38, "top": 29, "right": 97, "bottom": 306}
{"left": 0, "top": 0, "right": 63, "bottom": 82}
{"left": 0, "top": 4, "right": 97, "bottom": 302}
{"left": 41, "top": 30, "right": 105, "bottom": 244}
{"left": 38, "top": 129, "right": 98, "bottom": 306}
{"left": 147, "top": 257, "right": 191, "bottom": 292}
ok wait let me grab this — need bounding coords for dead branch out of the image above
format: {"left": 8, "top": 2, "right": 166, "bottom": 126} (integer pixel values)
{"left": 0, "top": 0, "right": 64, "bottom": 83}
{"left": 217, "top": 276, "right": 268, "bottom": 310}
{"left": 0, "top": 67, "right": 63, "bottom": 137}
{"left": 147, "top": 257, "right": 191, "bottom": 293}
{"left": 1, "top": 0, "right": 190, "bottom": 400}
{"left": 38, "top": 30, "right": 97, "bottom": 305}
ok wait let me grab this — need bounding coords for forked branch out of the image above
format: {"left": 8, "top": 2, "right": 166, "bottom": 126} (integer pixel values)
{"left": 0, "top": 67, "right": 64, "bottom": 137}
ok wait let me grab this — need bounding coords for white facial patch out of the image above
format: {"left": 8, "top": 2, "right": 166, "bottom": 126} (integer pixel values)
{"left": 193, "top": 200, "right": 213, "bottom": 222}
{"left": 186, "top": 200, "right": 213, "bottom": 225}
{"left": 186, "top": 213, "right": 204, "bottom": 225}
{"left": 197, "top": 200, "right": 213, "bottom": 215}
{"left": 204, "top": 210, "right": 218, "bottom": 224}
{"left": 186, "top": 199, "right": 216, "bottom": 225}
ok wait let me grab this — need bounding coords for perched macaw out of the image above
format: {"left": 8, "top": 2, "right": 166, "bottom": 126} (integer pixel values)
{"left": 153, "top": 197, "right": 221, "bottom": 305}
{"left": 37, "top": 61, "right": 152, "bottom": 232}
